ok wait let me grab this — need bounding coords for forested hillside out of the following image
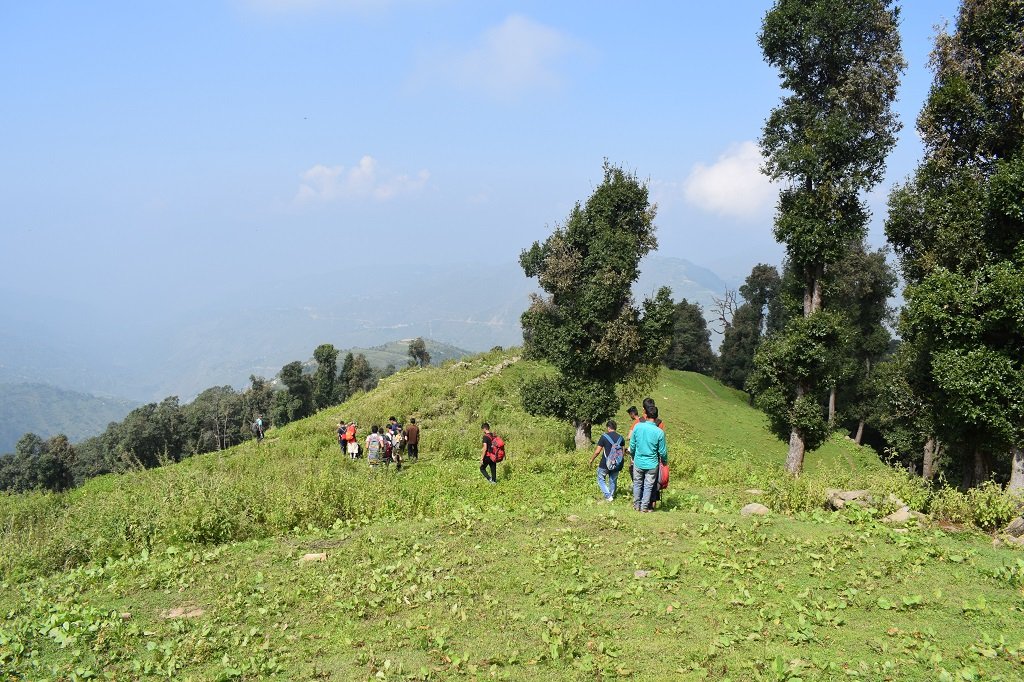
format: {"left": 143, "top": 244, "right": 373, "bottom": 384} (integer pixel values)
{"left": 0, "top": 383, "right": 136, "bottom": 454}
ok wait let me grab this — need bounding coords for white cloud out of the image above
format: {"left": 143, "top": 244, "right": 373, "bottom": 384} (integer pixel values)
{"left": 683, "top": 141, "right": 778, "bottom": 221}
{"left": 415, "top": 15, "right": 582, "bottom": 101}
{"left": 295, "top": 156, "right": 429, "bottom": 203}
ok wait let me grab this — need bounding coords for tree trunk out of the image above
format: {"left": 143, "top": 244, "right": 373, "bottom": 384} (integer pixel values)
{"left": 828, "top": 387, "right": 837, "bottom": 426}
{"left": 922, "top": 437, "right": 937, "bottom": 481}
{"left": 810, "top": 272, "right": 823, "bottom": 314}
{"left": 973, "top": 449, "right": 990, "bottom": 487}
{"left": 786, "top": 427, "right": 805, "bottom": 475}
{"left": 574, "top": 420, "right": 592, "bottom": 450}
{"left": 1009, "top": 446, "right": 1024, "bottom": 495}
{"left": 854, "top": 419, "right": 865, "bottom": 445}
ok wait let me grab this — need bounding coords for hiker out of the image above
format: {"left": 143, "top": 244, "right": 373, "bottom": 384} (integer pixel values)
{"left": 631, "top": 403, "right": 667, "bottom": 512}
{"left": 641, "top": 399, "right": 667, "bottom": 509}
{"left": 365, "top": 425, "right": 385, "bottom": 469}
{"left": 589, "top": 419, "right": 625, "bottom": 501}
{"left": 404, "top": 418, "right": 420, "bottom": 461}
{"left": 337, "top": 420, "right": 347, "bottom": 455}
{"left": 387, "top": 416, "right": 401, "bottom": 438}
{"left": 382, "top": 427, "right": 402, "bottom": 471}
{"left": 345, "top": 422, "right": 360, "bottom": 459}
{"left": 480, "top": 422, "right": 498, "bottom": 484}
{"left": 253, "top": 415, "right": 266, "bottom": 442}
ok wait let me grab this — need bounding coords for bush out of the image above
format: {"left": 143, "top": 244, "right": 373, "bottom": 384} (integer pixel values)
{"left": 760, "top": 473, "right": 826, "bottom": 513}
{"left": 927, "top": 480, "right": 1019, "bottom": 531}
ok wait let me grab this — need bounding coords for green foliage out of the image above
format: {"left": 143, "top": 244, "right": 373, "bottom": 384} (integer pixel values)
{"left": 748, "top": 311, "right": 850, "bottom": 450}
{"left": 758, "top": 0, "right": 904, "bottom": 470}
{"left": 718, "top": 263, "right": 783, "bottom": 390}
{"left": 759, "top": 472, "right": 826, "bottom": 513}
{"left": 407, "top": 337, "right": 431, "bottom": 368}
{"left": 520, "top": 162, "right": 674, "bottom": 438}
{"left": 312, "top": 343, "right": 339, "bottom": 410}
{"left": 928, "top": 481, "right": 1019, "bottom": 531}
{"left": 663, "top": 298, "right": 715, "bottom": 374}
{"left": 886, "top": 0, "right": 1024, "bottom": 485}
{"left": 0, "top": 433, "right": 75, "bottom": 493}
{"left": 759, "top": 0, "right": 904, "bottom": 269}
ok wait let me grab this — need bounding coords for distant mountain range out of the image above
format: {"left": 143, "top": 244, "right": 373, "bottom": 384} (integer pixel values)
{"left": 1, "top": 255, "right": 731, "bottom": 406}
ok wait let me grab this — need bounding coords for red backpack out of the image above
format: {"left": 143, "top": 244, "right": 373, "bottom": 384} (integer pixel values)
{"left": 489, "top": 435, "right": 506, "bottom": 462}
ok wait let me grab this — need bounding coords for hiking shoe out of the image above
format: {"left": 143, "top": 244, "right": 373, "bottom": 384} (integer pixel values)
{"left": 488, "top": 480, "right": 497, "bottom": 485}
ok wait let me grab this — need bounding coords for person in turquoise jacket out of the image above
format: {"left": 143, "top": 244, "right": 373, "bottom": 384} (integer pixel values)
{"left": 630, "top": 404, "right": 667, "bottom": 511}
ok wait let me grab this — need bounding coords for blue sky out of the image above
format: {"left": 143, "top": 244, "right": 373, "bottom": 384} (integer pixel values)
{"left": 2, "top": 0, "right": 959, "bottom": 313}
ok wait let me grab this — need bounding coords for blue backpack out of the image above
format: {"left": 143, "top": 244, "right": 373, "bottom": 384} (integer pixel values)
{"left": 605, "top": 435, "right": 624, "bottom": 472}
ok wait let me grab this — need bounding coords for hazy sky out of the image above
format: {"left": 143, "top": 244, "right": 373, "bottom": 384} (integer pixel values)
{"left": 2, "top": 0, "right": 959, "bottom": 314}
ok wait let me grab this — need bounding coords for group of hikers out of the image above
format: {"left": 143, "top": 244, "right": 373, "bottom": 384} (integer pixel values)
{"left": 588, "top": 398, "right": 668, "bottom": 512}
{"left": 328, "top": 397, "right": 667, "bottom": 512}
{"left": 336, "top": 416, "right": 421, "bottom": 470}
{"left": 479, "top": 398, "right": 668, "bottom": 511}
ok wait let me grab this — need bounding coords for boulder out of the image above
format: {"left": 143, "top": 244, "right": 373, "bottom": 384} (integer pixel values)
{"left": 826, "top": 489, "right": 872, "bottom": 511}
{"left": 300, "top": 552, "right": 327, "bottom": 563}
{"left": 741, "top": 503, "right": 769, "bottom": 517}
{"left": 882, "top": 507, "right": 912, "bottom": 524}
{"left": 1003, "top": 516, "right": 1024, "bottom": 538}
{"left": 886, "top": 493, "right": 906, "bottom": 508}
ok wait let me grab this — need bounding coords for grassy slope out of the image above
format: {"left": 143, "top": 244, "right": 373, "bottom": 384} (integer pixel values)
{"left": 2, "top": 352, "right": 1024, "bottom": 681}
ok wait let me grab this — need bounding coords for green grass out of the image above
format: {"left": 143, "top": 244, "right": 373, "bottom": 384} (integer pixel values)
{"left": 3, "top": 350, "right": 1024, "bottom": 680}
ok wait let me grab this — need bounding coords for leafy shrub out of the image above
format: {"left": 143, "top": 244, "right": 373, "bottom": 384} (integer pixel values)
{"left": 965, "top": 481, "right": 1019, "bottom": 530}
{"left": 928, "top": 481, "right": 1018, "bottom": 530}
{"left": 760, "top": 472, "right": 826, "bottom": 513}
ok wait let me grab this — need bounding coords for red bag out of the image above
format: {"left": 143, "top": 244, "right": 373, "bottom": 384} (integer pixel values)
{"left": 489, "top": 435, "right": 506, "bottom": 462}
{"left": 658, "top": 463, "right": 669, "bottom": 490}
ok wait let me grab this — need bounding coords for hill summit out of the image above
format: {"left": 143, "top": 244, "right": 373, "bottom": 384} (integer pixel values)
{"left": 2, "top": 350, "right": 1022, "bottom": 680}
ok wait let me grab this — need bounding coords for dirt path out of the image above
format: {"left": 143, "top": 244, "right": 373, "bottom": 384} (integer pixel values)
{"left": 695, "top": 376, "right": 721, "bottom": 400}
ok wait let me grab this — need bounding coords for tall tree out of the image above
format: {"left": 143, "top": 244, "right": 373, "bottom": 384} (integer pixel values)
{"left": 663, "top": 299, "right": 715, "bottom": 374}
{"left": 717, "top": 264, "right": 783, "bottom": 390}
{"left": 337, "top": 353, "right": 355, "bottom": 403}
{"left": 886, "top": 0, "right": 1024, "bottom": 489}
{"left": 347, "top": 353, "right": 376, "bottom": 395}
{"left": 407, "top": 338, "right": 431, "bottom": 368}
{"left": 312, "top": 343, "right": 340, "bottom": 410}
{"left": 241, "top": 375, "right": 275, "bottom": 437}
{"left": 273, "top": 361, "right": 314, "bottom": 426}
{"left": 519, "top": 162, "right": 675, "bottom": 449}
{"left": 754, "top": 0, "right": 904, "bottom": 474}
{"left": 824, "top": 239, "right": 897, "bottom": 440}
{"left": 183, "top": 386, "right": 243, "bottom": 454}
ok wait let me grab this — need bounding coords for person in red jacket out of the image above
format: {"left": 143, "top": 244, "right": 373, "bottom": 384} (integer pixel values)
{"left": 480, "top": 422, "right": 498, "bottom": 484}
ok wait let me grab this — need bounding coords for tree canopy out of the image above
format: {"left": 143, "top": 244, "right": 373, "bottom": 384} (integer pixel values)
{"left": 519, "top": 162, "right": 674, "bottom": 448}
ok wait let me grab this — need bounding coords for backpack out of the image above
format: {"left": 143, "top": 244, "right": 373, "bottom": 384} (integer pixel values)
{"left": 367, "top": 434, "right": 383, "bottom": 460}
{"left": 251, "top": 421, "right": 261, "bottom": 435}
{"left": 490, "top": 435, "right": 506, "bottom": 462}
{"left": 605, "top": 435, "right": 624, "bottom": 472}
{"left": 658, "top": 463, "right": 670, "bottom": 490}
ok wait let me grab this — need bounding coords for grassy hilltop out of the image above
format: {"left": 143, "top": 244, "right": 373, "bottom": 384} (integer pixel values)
{"left": 2, "top": 350, "right": 1024, "bottom": 681}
